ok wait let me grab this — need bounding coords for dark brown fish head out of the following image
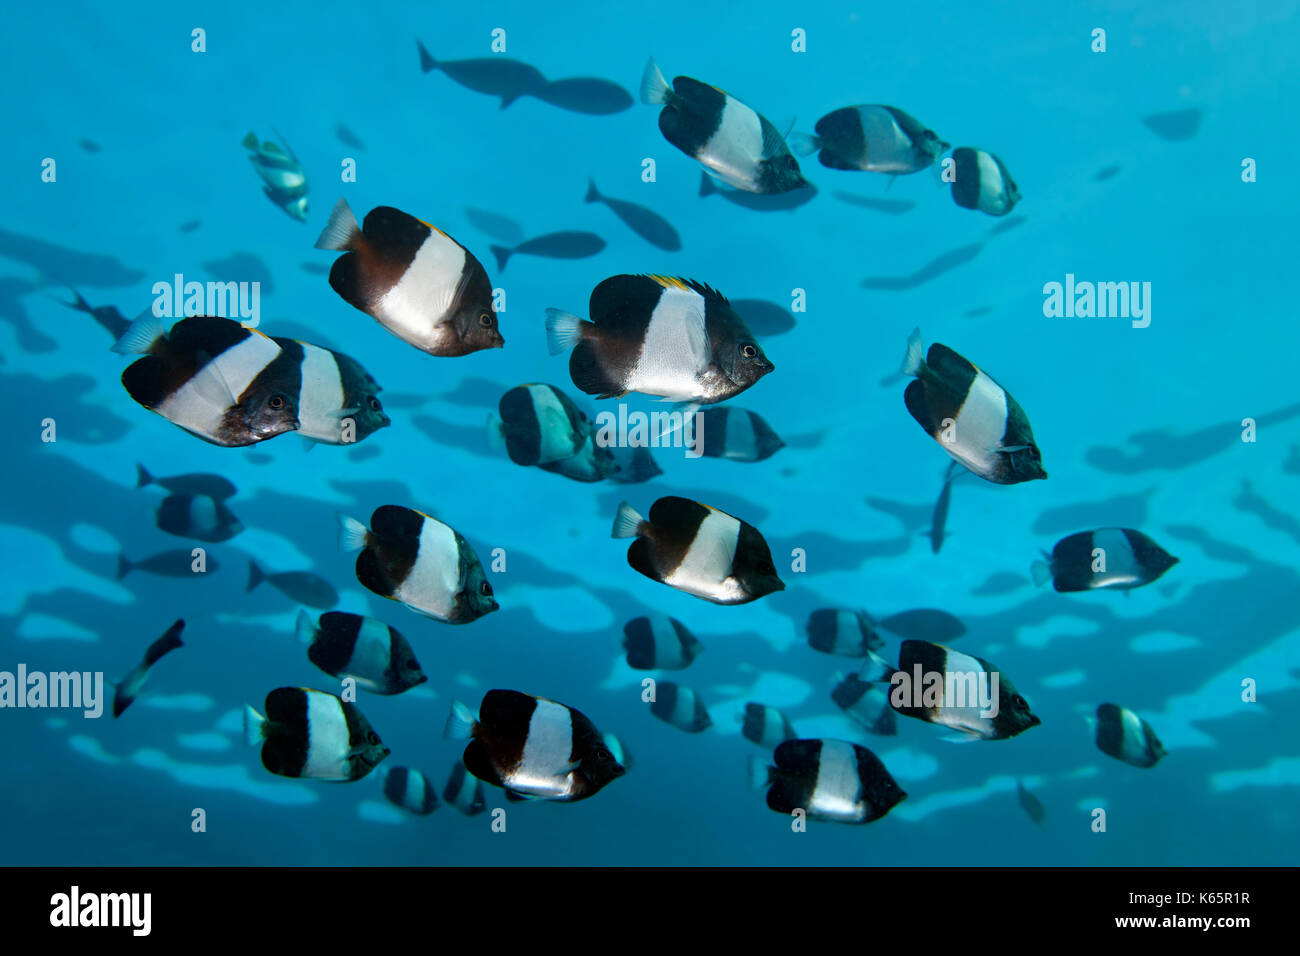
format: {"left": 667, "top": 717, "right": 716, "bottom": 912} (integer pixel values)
{"left": 717, "top": 332, "right": 775, "bottom": 393}
{"left": 447, "top": 263, "right": 505, "bottom": 354}
{"left": 1005, "top": 442, "right": 1047, "bottom": 482}
{"left": 234, "top": 390, "right": 300, "bottom": 442}
{"left": 920, "top": 129, "right": 950, "bottom": 162}
{"left": 350, "top": 724, "right": 391, "bottom": 779}
{"left": 997, "top": 689, "right": 1041, "bottom": 738}
{"left": 452, "top": 560, "right": 499, "bottom": 622}
{"left": 733, "top": 532, "right": 785, "bottom": 601}
{"left": 581, "top": 739, "right": 627, "bottom": 792}
{"left": 352, "top": 393, "right": 392, "bottom": 438}
{"left": 758, "top": 152, "right": 808, "bottom": 194}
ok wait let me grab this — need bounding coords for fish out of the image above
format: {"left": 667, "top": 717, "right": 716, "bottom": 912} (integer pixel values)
{"left": 1094, "top": 703, "right": 1167, "bottom": 768}
{"left": 729, "top": 299, "right": 794, "bottom": 337}
{"left": 0, "top": 225, "right": 145, "bottom": 288}
{"left": 806, "top": 609, "right": 883, "bottom": 657}
{"left": 791, "top": 105, "right": 948, "bottom": 173}
{"left": 750, "top": 739, "right": 906, "bottom": 824}
{"left": 61, "top": 288, "right": 129, "bottom": 338}
{"left": 929, "top": 461, "right": 963, "bottom": 553}
{"left": 296, "top": 610, "right": 427, "bottom": 695}
{"left": 830, "top": 674, "right": 897, "bottom": 736}
{"left": 740, "top": 702, "right": 796, "bottom": 748}
{"left": 241, "top": 130, "right": 309, "bottom": 222}
{"left": 649, "top": 682, "right": 712, "bottom": 732}
{"left": 697, "top": 407, "right": 785, "bottom": 462}
{"left": 832, "top": 192, "right": 916, "bottom": 215}
{"left": 950, "top": 147, "right": 1021, "bottom": 217}
{"left": 244, "top": 687, "right": 389, "bottom": 782}
{"left": 876, "top": 608, "right": 966, "bottom": 643}
{"left": 1093, "top": 165, "right": 1121, "bottom": 182}
{"left": 155, "top": 493, "right": 243, "bottom": 543}
{"left": 1032, "top": 528, "right": 1179, "bottom": 593}
{"left": 335, "top": 123, "right": 365, "bottom": 149}
{"left": 640, "top": 58, "right": 807, "bottom": 195}
{"left": 697, "top": 170, "right": 818, "bottom": 210}
{"left": 607, "top": 444, "right": 663, "bottom": 483}
{"left": 537, "top": 428, "right": 619, "bottom": 483}
{"left": 621, "top": 614, "right": 703, "bottom": 670}
{"left": 490, "top": 383, "right": 590, "bottom": 466}
{"left": 314, "top": 198, "right": 503, "bottom": 357}
{"left": 533, "top": 77, "right": 634, "bottom": 115}
{"left": 463, "top": 208, "right": 524, "bottom": 245}
{"left": 443, "top": 761, "right": 487, "bottom": 816}
{"left": 202, "top": 251, "right": 275, "bottom": 295}
{"left": 111, "top": 313, "right": 300, "bottom": 447}
{"left": 338, "top": 505, "right": 498, "bottom": 624}
{"left": 179, "top": 220, "right": 201, "bottom": 233}
{"left": 135, "top": 463, "right": 236, "bottom": 500}
{"left": 1141, "top": 108, "right": 1203, "bottom": 142}
{"left": 971, "top": 572, "right": 1027, "bottom": 597}
{"left": 79, "top": 138, "right": 101, "bottom": 153}
{"left": 584, "top": 180, "right": 681, "bottom": 251}
{"left": 268, "top": 337, "right": 390, "bottom": 444}
{"left": 112, "top": 619, "right": 185, "bottom": 718}
{"left": 444, "top": 689, "right": 625, "bottom": 801}
{"left": 1016, "top": 779, "right": 1046, "bottom": 825}
{"left": 897, "top": 328, "right": 1046, "bottom": 484}
{"left": 381, "top": 766, "right": 439, "bottom": 815}
{"left": 416, "top": 41, "right": 547, "bottom": 109}
{"left": 890, "top": 640, "right": 1041, "bottom": 740}
{"left": 247, "top": 561, "right": 339, "bottom": 609}
{"left": 612, "top": 497, "right": 784, "bottom": 604}
{"left": 546, "top": 274, "right": 774, "bottom": 404}
{"left": 489, "top": 231, "right": 606, "bottom": 272}
{"left": 116, "top": 549, "right": 219, "bottom": 580}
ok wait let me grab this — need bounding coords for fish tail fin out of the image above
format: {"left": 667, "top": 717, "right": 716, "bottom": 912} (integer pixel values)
{"left": 337, "top": 513, "right": 370, "bottom": 552}
{"left": 899, "top": 327, "right": 924, "bottom": 379}
{"left": 489, "top": 245, "right": 512, "bottom": 273}
{"left": 444, "top": 700, "right": 477, "bottom": 740}
{"left": 135, "top": 463, "right": 153, "bottom": 488}
{"left": 110, "top": 310, "right": 163, "bottom": 355}
{"left": 241, "top": 132, "right": 259, "bottom": 150}
{"left": 698, "top": 170, "right": 716, "bottom": 197}
{"left": 246, "top": 559, "right": 265, "bottom": 593}
{"left": 1031, "top": 559, "right": 1053, "bottom": 587}
{"left": 788, "top": 132, "right": 820, "bottom": 157}
{"left": 64, "top": 287, "right": 92, "bottom": 312}
{"left": 485, "top": 413, "right": 507, "bottom": 452}
{"left": 416, "top": 40, "right": 436, "bottom": 73}
{"left": 611, "top": 501, "right": 646, "bottom": 539}
{"left": 544, "top": 308, "right": 587, "bottom": 355}
{"left": 314, "top": 197, "right": 361, "bottom": 251}
{"left": 115, "top": 553, "right": 132, "bottom": 580}
{"left": 584, "top": 179, "right": 601, "bottom": 203}
{"left": 243, "top": 706, "right": 268, "bottom": 747}
{"left": 294, "top": 609, "right": 317, "bottom": 646}
{"left": 639, "top": 57, "right": 671, "bottom": 105}
{"left": 748, "top": 756, "right": 772, "bottom": 791}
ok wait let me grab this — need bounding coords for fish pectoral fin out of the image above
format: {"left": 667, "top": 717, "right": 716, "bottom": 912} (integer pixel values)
{"left": 939, "top": 733, "right": 979, "bottom": 744}
{"left": 329, "top": 406, "right": 361, "bottom": 418}
{"left": 187, "top": 351, "right": 239, "bottom": 409}
{"left": 999, "top": 445, "right": 1030, "bottom": 454}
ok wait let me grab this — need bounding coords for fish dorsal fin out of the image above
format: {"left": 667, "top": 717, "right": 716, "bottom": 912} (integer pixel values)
{"left": 644, "top": 274, "right": 728, "bottom": 304}
{"left": 270, "top": 128, "right": 298, "bottom": 162}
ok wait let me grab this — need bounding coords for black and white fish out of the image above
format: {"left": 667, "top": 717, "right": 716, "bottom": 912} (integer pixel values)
{"left": 242, "top": 130, "right": 309, "bottom": 222}
{"left": 268, "top": 337, "right": 390, "bottom": 444}
{"left": 443, "top": 761, "right": 487, "bottom": 815}
{"left": 740, "top": 702, "right": 795, "bottom": 748}
{"left": 1032, "top": 528, "right": 1179, "bottom": 593}
{"left": 338, "top": 505, "right": 498, "bottom": 624}
{"left": 750, "top": 739, "right": 906, "bottom": 824}
{"left": 950, "top": 147, "right": 1021, "bottom": 217}
{"left": 1016, "top": 779, "right": 1046, "bottom": 825}
{"left": 1094, "top": 703, "right": 1166, "bottom": 768}
{"left": 490, "top": 383, "right": 590, "bottom": 467}
{"left": 640, "top": 58, "right": 807, "bottom": 195}
{"left": 247, "top": 562, "right": 338, "bottom": 609}
{"left": 612, "top": 497, "right": 784, "bottom": 604}
{"left": 929, "top": 461, "right": 962, "bottom": 553}
{"left": 112, "top": 313, "right": 300, "bottom": 447}
{"left": 898, "top": 328, "right": 1046, "bottom": 484}
{"left": 296, "top": 610, "right": 427, "bottom": 696}
{"left": 830, "top": 673, "right": 897, "bottom": 736}
{"left": 314, "top": 198, "right": 503, "bottom": 357}
{"left": 155, "top": 493, "right": 242, "bottom": 543}
{"left": 697, "top": 407, "right": 784, "bottom": 462}
{"left": 381, "top": 766, "right": 439, "bottom": 815}
{"left": 445, "top": 689, "right": 625, "bottom": 801}
{"left": 791, "top": 105, "right": 948, "bottom": 174}
{"left": 806, "top": 608, "right": 883, "bottom": 656}
{"left": 890, "top": 640, "right": 1041, "bottom": 740}
{"left": 489, "top": 231, "right": 606, "bottom": 272}
{"left": 244, "top": 687, "right": 389, "bottom": 782}
{"left": 112, "top": 619, "right": 185, "bottom": 718}
{"left": 416, "top": 41, "right": 546, "bottom": 109}
{"left": 116, "top": 549, "right": 220, "bottom": 580}
{"left": 649, "top": 681, "right": 712, "bottom": 732}
{"left": 136, "top": 463, "right": 236, "bottom": 500}
{"left": 584, "top": 180, "right": 681, "bottom": 251}
{"left": 622, "top": 614, "right": 703, "bottom": 670}
{"left": 546, "top": 274, "right": 774, "bottom": 404}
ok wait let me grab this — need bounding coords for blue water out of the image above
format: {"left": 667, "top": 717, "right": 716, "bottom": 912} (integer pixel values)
{"left": 3, "top": 1, "right": 1298, "bottom": 865}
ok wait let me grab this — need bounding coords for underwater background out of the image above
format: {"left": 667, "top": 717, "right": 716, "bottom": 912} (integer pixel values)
{"left": 2, "top": 0, "right": 1298, "bottom": 865}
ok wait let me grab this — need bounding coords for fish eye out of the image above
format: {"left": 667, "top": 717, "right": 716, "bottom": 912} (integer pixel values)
{"left": 268, "top": 394, "right": 285, "bottom": 410}
{"left": 742, "top": 344, "right": 757, "bottom": 359}
{"left": 367, "top": 731, "right": 380, "bottom": 745}
{"left": 368, "top": 396, "right": 382, "bottom": 411}
{"left": 478, "top": 311, "right": 494, "bottom": 326}
{"left": 1014, "top": 695, "right": 1027, "bottom": 709}
{"left": 479, "top": 581, "right": 493, "bottom": 596}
